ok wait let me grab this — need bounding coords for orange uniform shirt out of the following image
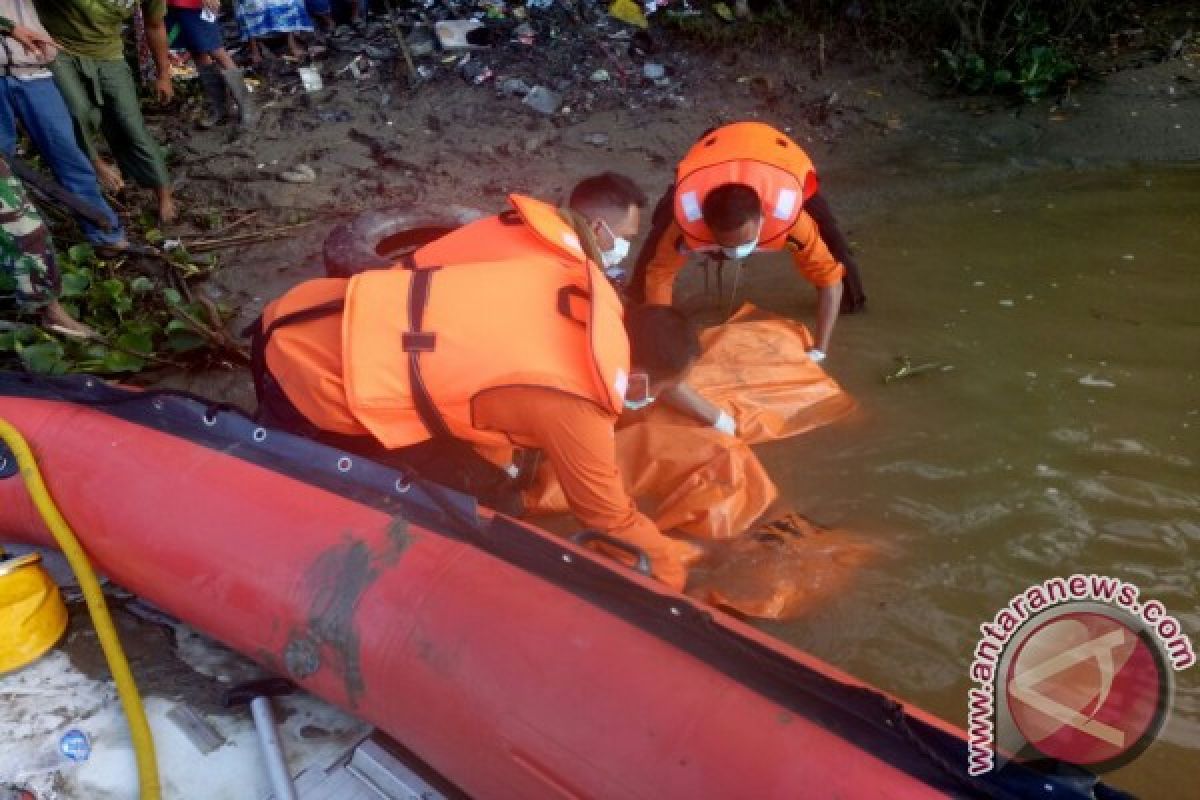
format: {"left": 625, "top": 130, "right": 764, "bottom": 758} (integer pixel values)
{"left": 642, "top": 210, "right": 845, "bottom": 305}
{"left": 475, "top": 388, "right": 695, "bottom": 590}
{"left": 266, "top": 314, "right": 693, "bottom": 589}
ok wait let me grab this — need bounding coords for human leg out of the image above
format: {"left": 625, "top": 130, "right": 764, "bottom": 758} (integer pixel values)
{"left": 48, "top": 56, "right": 124, "bottom": 192}
{"left": 254, "top": 366, "right": 524, "bottom": 515}
{"left": 93, "top": 58, "right": 175, "bottom": 222}
{"left": 220, "top": 65, "right": 260, "bottom": 128}
{"left": 6, "top": 78, "right": 126, "bottom": 246}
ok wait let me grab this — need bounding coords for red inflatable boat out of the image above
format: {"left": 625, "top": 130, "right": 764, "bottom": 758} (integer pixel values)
{"left": 0, "top": 373, "right": 1118, "bottom": 799}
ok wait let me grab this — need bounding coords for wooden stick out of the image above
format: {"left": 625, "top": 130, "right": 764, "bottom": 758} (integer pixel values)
{"left": 186, "top": 220, "right": 314, "bottom": 252}
{"left": 381, "top": 0, "right": 418, "bottom": 85}
{"left": 170, "top": 305, "right": 250, "bottom": 364}
{"left": 209, "top": 210, "right": 260, "bottom": 237}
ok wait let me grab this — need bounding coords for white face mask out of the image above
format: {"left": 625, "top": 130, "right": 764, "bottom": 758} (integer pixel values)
{"left": 720, "top": 220, "right": 762, "bottom": 260}
{"left": 599, "top": 220, "right": 631, "bottom": 268}
{"left": 722, "top": 240, "right": 757, "bottom": 260}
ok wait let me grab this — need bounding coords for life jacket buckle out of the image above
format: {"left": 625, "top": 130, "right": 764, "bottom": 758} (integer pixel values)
{"left": 402, "top": 332, "right": 437, "bottom": 352}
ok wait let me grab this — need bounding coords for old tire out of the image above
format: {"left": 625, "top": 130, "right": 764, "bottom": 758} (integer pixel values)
{"left": 323, "top": 206, "right": 485, "bottom": 278}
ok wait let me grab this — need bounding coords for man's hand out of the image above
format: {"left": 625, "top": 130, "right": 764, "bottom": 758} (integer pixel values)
{"left": 202, "top": 0, "right": 221, "bottom": 15}
{"left": 154, "top": 74, "right": 174, "bottom": 102}
{"left": 10, "top": 24, "right": 56, "bottom": 60}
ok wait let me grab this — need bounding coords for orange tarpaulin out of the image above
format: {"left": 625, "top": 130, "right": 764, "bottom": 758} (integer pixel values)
{"left": 682, "top": 303, "right": 857, "bottom": 445}
{"left": 524, "top": 305, "right": 870, "bottom": 619}
{"left": 526, "top": 421, "right": 777, "bottom": 540}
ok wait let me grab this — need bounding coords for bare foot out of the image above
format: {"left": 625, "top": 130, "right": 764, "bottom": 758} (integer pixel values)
{"left": 93, "top": 160, "right": 124, "bottom": 192}
{"left": 286, "top": 33, "right": 306, "bottom": 60}
{"left": 156, "top": 188, "right": 178, "bottom": 224}
{"left": 43, "top": 301, "right": 99, "bottom": 339}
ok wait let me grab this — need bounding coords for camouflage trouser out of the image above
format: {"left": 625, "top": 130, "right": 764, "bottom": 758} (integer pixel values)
{"left": 0, "top": 155, "right": 57, "bottom": 310}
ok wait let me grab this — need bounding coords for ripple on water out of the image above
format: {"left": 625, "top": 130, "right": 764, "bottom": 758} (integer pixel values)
{"left": 1094, "top": 518, "right": 1193, "bottom": 557}
{"left": 1073, "top": 475, "right": 1200, "bottom": 512}
{"left": 1156, "top": 685, "right": 1200, "bottom": 750}
{"left": 843, "top": 597, "right": 979, "bottom": 694}
{"left": 889, "top": 496, "right": 1017, "bottom": 537}
{"left": 874, "top": 460, "right": 969, "bottom": 480}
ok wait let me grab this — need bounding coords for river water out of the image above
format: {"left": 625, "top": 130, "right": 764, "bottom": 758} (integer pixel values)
{"left": 746, "top": 167, "right": 1198, "bottom": 798}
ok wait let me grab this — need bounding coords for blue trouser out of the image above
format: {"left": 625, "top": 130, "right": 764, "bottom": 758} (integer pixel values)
{"left": 0, "top": 75, "right": 125, "bottom": 245}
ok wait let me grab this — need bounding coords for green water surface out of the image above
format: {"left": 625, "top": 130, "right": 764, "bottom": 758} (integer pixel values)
{"left": 735, "top": 167, "right": 1198, "bottom": 798}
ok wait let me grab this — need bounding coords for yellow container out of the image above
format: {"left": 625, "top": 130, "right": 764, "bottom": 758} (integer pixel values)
{"left": 0, "top": 551, "right": 68, "bottom": 674}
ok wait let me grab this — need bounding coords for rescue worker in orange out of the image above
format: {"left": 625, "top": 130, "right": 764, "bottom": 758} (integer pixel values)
{"left": 252, "top": 175, "right": 701, "bottom": 590}
{"left": 629, "top": 121, "right": 867, "bottom": 365}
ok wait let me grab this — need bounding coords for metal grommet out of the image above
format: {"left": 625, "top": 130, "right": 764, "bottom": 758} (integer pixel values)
{"left": 252, "top": 427, "right": 267, "bottom": 443}
{"left": 152, "top": 399, "right": 164, "bottom": 411}
{"left": 0, "top": 456, "right": 7, "bottom": 472}
{"left": 561, "top": 553, "right": 572, "bottom": 563}
{"left": 669, "top": 607, "right": 682, "bottom": 617}
{"left": 202, "top": 412, "right": 218, "bottom": 427}
{"left": 337, "top": 457, "right": 353, "bottom": 473}
{"left": 394, "top": 479, "right": 411, "bottom": 494}
{"left": 84, "top": 378, "right": 95, "bottom": 389}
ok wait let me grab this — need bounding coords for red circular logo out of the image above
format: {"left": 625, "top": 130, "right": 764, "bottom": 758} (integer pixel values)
{"left": 1005, "top": 610, "right": 1168, "bottom": 768}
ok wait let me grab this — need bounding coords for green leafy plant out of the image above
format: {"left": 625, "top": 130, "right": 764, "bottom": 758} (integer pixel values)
{"left": 1, "top": 243, "right": 230, "bottom": 376}
{"left": 937, "top": 40, "right": 1076, "bottom": 98}
{"left": 660, "top": 1, "right": 1129, "bottom": 99}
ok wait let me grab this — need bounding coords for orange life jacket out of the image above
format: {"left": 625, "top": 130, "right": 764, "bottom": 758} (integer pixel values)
{"left": 263, "top": 195, "right": 630, "bottom": 451}
{"left": 673, "top": 122, "right": 820, "bottom": 253}
{"left": 410, "top": 194, "right": 579, "bottom": 267}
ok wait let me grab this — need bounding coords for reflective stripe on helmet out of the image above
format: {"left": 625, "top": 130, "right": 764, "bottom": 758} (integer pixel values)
{"left": 773, "top": 188, "right": 798, "bottom": 220}
{"left": 679, "top": 190, "right": 703, "bottom": 222}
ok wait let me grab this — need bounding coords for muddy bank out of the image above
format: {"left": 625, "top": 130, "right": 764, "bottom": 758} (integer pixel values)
{"left": 141, "top": 30, "right": 1199, "bottom": 403}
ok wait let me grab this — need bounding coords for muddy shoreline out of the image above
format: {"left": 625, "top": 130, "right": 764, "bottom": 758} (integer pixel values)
{"left": 136, "top": 31, "right": 1198, "bottom": 404}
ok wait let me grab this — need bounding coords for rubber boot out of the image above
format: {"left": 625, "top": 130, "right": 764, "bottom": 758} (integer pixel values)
{"left": 196, "top": 64, "right": 229, "bottom": 129}
{"left": 221, "top": 67, "right": 260, "bottom": 129}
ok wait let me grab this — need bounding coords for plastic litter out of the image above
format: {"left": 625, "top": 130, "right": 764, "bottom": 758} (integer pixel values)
{"left": 609, "top": 0, "right": 649, "bottom": 29}
{"left": 713, "top": 2, "right": 735, "bottom": 22}
{"left": 405, "top": 28, "right": 436, "bottom": 57}
{"left": 298, "top": 67, "right": 323, "bottom": 91}
{"left": 460, "top": 56, "right": 494, "bottom": 84}
{"left": 339, "top": 54, "right": 371, "bottom": 80}
{"left": 22, "top": 728, "right": 92, "bottom": 776}
{"left": 279, "top": 164, "right": 317, "bottom": 184}
{"left": 167, "top": 704, "right": 225, "bottom": 755}
{"left": 500, "top": 77, "right": 532, "bottom": 96}
{"left": 522, "top": 85, "right": 563, "bottom": 114}
{"left": 514, "top": 22, "right": 535, "bottom": 44}
{"left": 59, "top": 730, "right": 89, "bottom": 763}
{"left": 434, "top": 19, "right": 486, "bottom": 50}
